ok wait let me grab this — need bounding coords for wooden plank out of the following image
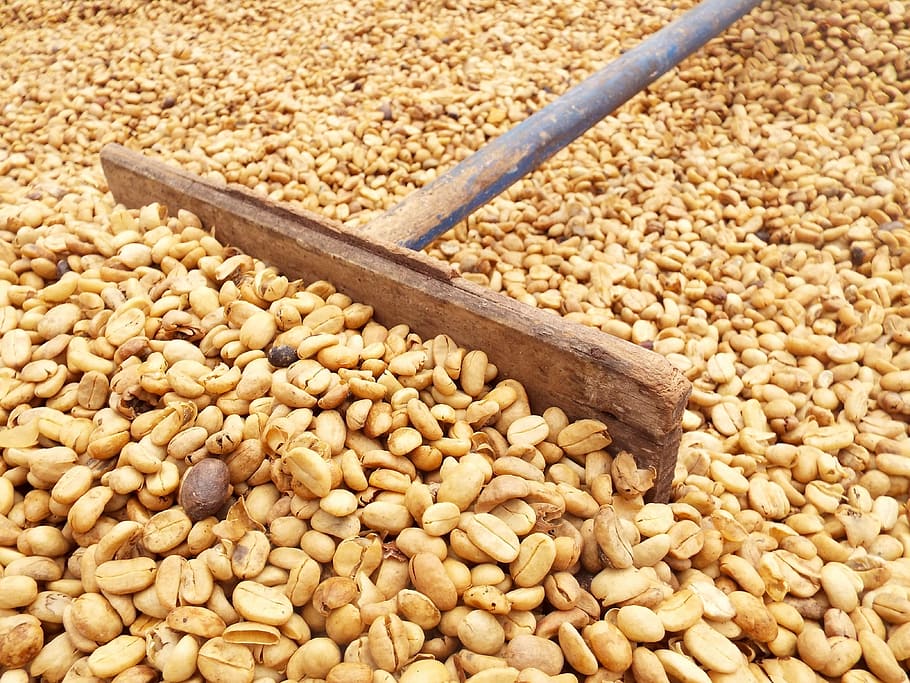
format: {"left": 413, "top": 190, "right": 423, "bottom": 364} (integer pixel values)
{"left": 101, "top": 144, "right": 691, "bottom": 501}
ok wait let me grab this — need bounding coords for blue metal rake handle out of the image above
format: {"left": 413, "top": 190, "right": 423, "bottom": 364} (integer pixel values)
{"left": 359, "top": 0, "right": 763, "bottom": 249}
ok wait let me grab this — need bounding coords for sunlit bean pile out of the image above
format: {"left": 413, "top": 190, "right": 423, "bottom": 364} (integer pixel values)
{"left": 1, "top": 0, "right": 910, "bottom": 682}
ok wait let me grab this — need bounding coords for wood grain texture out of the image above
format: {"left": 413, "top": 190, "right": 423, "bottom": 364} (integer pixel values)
{"left": 100, "top": 144, "right": 691, "bottom": 501}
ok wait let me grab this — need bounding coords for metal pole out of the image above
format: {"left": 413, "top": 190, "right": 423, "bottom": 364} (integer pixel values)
{"left": 360, "top": 0, "right": 763, "bottom": 249}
